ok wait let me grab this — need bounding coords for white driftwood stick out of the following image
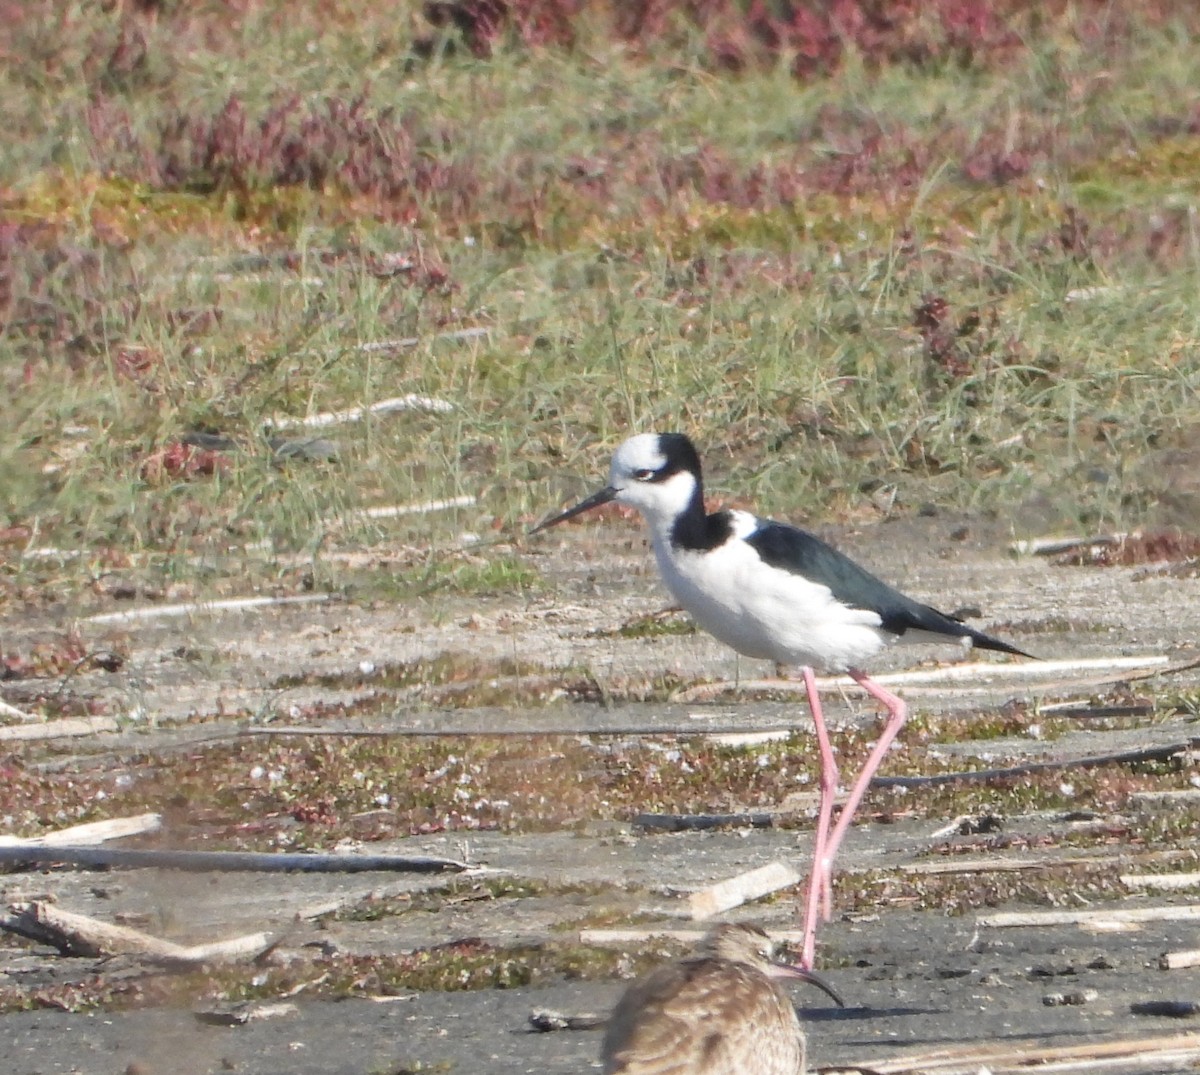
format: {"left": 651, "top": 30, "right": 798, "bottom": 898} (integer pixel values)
{"left": 265, "top": 393, "right": 454, "bottom": 430}
{"left": 980, "top": 904, "right": 1200, "bottom": 929}
{"left": 20, "top": 547, "right": 84, "bottom": 561}
{"left": 927, "top": 814, "right": 978, "bottom": 839}
{"left": 358, "top": 496, "right": 477, "bottom": 519}
{"left": 294, "top": 866, "right": 504, "bottom": 920}
{"left": 1121, "top": 873, "right": 1200, "bottom": 892}
{"left": 0, "top": 716, "right": 118, "bottom": 742}
{"left": 1131, "top": 789, "right": 1200, "bottom": 804}
{"left": 1160, "top": 948, "right": 1200, "bottom": 970}
{"left": 689, "top": 861, "right": 801, "bottom": 920}
{"left": 0, "top": 697, "right": 36, "bottom": 721}
{"left": 906, "top": 854, "right": 1118, "bottom": 877}
{"left": 704, "top": 730, "right": 793, "bottom": 747}
{"left": 352, "top": 326, "right": 491, "bottom": 354}
{"left": 175, "top": 932, "right": 276, "bottom": 964}
{"left": 84, "top": 592, "right": 334, "bottom": 626}
{"left": 825, "top": 654, "right": 1166, "bottom": 687}
{"left": 210, "top": 273, "right": 324, "bottom": 285}
{"left": 841, "top": 1030, "right": 1200, "bottom": 1075}
{"left": 1065, "top": 285, "right": 1123, "bottom": 303}
{"left": 580, "top": 928, "right": 808, "bottom": 947}
{"left": 0, "top": 813, "right": 161, "bottom": 848}
{"left": 0, "top": 845, "right": 476, "bottom": 874}
{"left": 671, "top": 655, "right": 1170, "bottom": 702}
{"left": 2, "top": 901, "right": 271, "bottom": 965}
{"left": 1009, "top": 533, "right": 1127, "bottom": 556}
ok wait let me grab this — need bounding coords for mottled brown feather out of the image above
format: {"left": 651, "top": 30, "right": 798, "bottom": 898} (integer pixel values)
{"left": 601, "top": 925, "right": 806, "bottom": 1075}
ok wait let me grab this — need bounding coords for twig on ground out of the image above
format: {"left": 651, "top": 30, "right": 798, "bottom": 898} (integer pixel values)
{"left": 356, "top": 496, "right": 477, "bottom": 519}
{"left": 194, "top": 1001, "right": 299, "bottom": 1026}
{"left": 83, "top": 592, "right": 335, "bottom": 625}
{"left": 294, "top": 872, "right": 504, "bottom": 920}
{"left": 905, "top": 853, "right": 1120, "bottom": 876}
{"left": 0, "top": 696, "right": 36, "bottom": 721}
{"left": 1121, "top": 872, "right": 1200, "bottom": 892}
{"left": 0, "top": 846, "right": 479, "bottom": 874}
{"left": 874, "top": 738, "right": 1200, "bottom": 789}
{"left": 264, "top": 393, "right": 454, "bottom": 430}
{"left": 0, "top": 716, "right": 119, "bottom": 742}
{"left": 689, "top": 862, "right": 802, "bottom": 920}
{"left": 828, "top": 1030, "right": 1200, "bottom": 1075}
{"left": 580, "top": 928, "right": 808, "bottom": 946}
{"left": 528, "top": 1008, "right": 607, "bottom": 1032}
{"left": 704, "top": 731, "right": 793, "bottom": 747}
{"left": 1131, "top": 789, "right": 1200, "bottom": 804}
{"left": 0, "top": 813, "right": 161, "bottom": 848}
{"left": 671, "top": 654, "right": 1172, "bottom": 703}
{"left": 0, "top": 901, "right": 271, "bottom": 965}
{"left": 979, "top": 904, "right": 1200, "bottom": 930}
{"left": 1160, "top": 949, "right": 1200, "bottom": 971}
{"left": 1009, "top": 534, "right": 1127, "bottom": 556}
{"left": 347, "top": 326, "right": 491, "bottom": 354}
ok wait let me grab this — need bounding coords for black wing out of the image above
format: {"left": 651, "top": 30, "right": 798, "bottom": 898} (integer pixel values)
{"left": 743, "top": 520, "right": 1031, "bottom": 658}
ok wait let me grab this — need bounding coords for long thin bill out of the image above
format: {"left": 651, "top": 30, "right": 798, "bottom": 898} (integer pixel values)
{"left": 766, "top": 962, "right": 846, "bottom": 1008}
{"left": 529, "top": 485, "right": 618, "bottom": 535}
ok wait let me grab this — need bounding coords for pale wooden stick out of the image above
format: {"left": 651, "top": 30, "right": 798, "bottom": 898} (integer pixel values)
{"left": 1, "top": 901, "right": 271, "bottom": 965}
{"left": 0, "top": 845, "right": 475, "bottom": 874}
{"left": 0, "top": 813, "right": 161, "bottom": 848}
{"left": 980, "top": 904, "right": 1200, "bottom": 929}
{"left": 906, "top": 853, "right": 1119, "bottom": 876}
{"left": 704, "top": 731, "right": 792, "bottom": 747}
{"left": 1160, "top": 948, "right": 1200, "bottom": 970}
{"left": 19, "top": 548, "right": 84, "bottom": 561}
{"left": 264, "top": 393, "right": 454, "bottom": 430}
{"left": 358, "top": 496, "right": 476, "bottom": 519}
{"left": 0, "top": 697, "right": 36, "bottom": 721}
{"left": 689, "top": 861, "right": 802, "bottom": 920}
{"left": 1121, "top": 872, "right": 1200, "bottom": 891}
{"left": 0, "top": 716, "right": 118, "bottom": 742}
{"left": 294, "top": 868, "right": 503, "bottom": 920}
{"left": 670, "top": 654, "right": 1172, "bottom": 702}
{"left": 842, "top": 1030, "right": 1200, "bottom": 1075}
{"left": 1131, "top": 788, "right": 1200, "bottom": 804}
{"left": 1009, "top": 534, "right": 1127, "bottom": 556}
{"left": 581, "top": 928, "right": 809, "bottom": 947}
{"left": 528, "top": 1008, "right": 607, "bottom": 1032}
{"left": 876, "top": 738, "right": 1198, "bottom": 789}
{"left": 84, "top": 592, "right": 334, "bottom": 626}
{"left": 351, "top": 326, "right": 490, "bottom": 354}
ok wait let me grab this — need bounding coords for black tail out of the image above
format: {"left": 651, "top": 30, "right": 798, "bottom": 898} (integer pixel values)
{"left": 962, "top": 624, "right": 1036, "bottom": 661}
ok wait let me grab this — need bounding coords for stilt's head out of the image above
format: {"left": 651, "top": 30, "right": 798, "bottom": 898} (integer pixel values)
{"left": 700, "top": 923, "right": 845, "bottom": 1007}
{"left": 529, "top": 432, "right": 704, "bottom": 534}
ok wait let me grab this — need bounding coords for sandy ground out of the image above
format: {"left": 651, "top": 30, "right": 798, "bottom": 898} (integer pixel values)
{"left": 4, "top": 514, "right": 1200, "bottom": 1074}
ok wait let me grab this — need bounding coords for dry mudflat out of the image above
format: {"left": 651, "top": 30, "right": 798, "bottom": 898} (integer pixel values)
{"left": 4, "top": 514, "right": 1200, "bottom": 1074}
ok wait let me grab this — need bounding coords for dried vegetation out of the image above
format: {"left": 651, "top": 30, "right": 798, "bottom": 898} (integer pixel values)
{"left": 3, "top": 0, "right": 1200, "bottom": 1019}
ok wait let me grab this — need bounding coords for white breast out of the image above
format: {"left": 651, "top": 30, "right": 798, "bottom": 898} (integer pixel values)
{"left": 650, "top": 516, "right": 892, "bottom": 674}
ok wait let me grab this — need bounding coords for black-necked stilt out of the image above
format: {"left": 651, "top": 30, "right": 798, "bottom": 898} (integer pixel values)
{"left": 532, "top": 432, "right": 1032, "bottom": 968}
{"left": 601, "top": 923, "right": 840, "bottom": 1075}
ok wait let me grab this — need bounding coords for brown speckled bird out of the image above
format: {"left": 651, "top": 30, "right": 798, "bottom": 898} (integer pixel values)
{"left": 600, "top": 924, "right": 841, "bottom": 1075}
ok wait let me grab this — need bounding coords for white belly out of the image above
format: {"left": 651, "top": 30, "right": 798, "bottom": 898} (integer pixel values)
{"left": 653, "top": 537, "right": 891, "bottom": 674}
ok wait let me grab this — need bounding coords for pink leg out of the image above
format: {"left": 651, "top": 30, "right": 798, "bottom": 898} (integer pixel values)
{"left": 799, "top": 666, "right": 839, "bottom": 970}
{"left": 820, "top": 669, "right": 908, "bottom": 884}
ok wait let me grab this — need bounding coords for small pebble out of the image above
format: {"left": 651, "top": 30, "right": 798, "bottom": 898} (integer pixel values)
{"left": 1043, "top": 989, "right": 1098, "bottom": 1007}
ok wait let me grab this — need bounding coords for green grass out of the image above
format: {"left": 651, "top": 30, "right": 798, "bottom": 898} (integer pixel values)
{"left": 4, "top": 3, "right": 1200, "bottom": 618}
{"left": 6, "top": 4, "right": 1200, "bottom": 1016}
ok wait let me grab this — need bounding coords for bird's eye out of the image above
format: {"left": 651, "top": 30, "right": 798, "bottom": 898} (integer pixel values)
{"left": 633, "top": 468, "right": 654, "bottom": 481}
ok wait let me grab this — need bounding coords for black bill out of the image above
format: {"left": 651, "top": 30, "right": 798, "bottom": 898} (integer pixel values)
{"left": 529, "top": 485, "right": 619, "bottom": 535}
